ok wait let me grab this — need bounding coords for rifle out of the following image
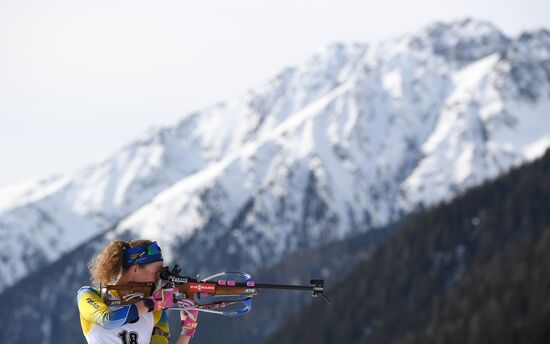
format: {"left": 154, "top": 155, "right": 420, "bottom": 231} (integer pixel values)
{"left": 102, "top": 264, "right": 332, "bottom": 316}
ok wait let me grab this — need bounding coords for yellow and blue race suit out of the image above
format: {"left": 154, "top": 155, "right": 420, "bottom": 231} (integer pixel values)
{"left": 77, "top": 286, "right": 170, "bottom": 344}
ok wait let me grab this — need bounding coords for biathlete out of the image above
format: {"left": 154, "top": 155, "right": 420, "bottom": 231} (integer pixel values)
{"left": 77, "top": 240, "right": 198, "bottom": 344}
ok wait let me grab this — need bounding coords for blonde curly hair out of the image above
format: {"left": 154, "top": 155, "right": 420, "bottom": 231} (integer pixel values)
{"left": 89, "top": 239, "right": 153, "bottom": 285}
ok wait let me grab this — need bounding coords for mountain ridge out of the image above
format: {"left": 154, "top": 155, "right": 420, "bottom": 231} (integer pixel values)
{"left": 1, "top": 18, "right": 549, "bottom": 293}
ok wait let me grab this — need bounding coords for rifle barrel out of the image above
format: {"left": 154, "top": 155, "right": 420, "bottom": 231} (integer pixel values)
{"left": 255, "top": 283, "right": 316, "bottom": 291}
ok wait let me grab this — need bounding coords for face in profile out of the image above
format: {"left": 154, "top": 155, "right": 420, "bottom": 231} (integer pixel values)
{"left": 133, "top": 261, "right": 164, "bottom": 283}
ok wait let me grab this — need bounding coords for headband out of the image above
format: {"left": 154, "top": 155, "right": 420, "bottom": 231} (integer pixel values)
{"left": 122, "top": 241, "right": 163, "bottom": 269}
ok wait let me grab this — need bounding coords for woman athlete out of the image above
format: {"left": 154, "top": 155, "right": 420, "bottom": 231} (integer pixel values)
{"left": 77, "top": 240, "right": 198, "bottom": 344}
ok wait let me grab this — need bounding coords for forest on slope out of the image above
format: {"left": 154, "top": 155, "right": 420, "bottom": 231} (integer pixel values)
{"left": 268, "top": 149, "right": 550, "bottom": 344}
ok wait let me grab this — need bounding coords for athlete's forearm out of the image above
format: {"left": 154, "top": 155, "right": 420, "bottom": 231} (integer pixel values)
{"left": 175, "top": 335, "right": 191, "bottom": 344}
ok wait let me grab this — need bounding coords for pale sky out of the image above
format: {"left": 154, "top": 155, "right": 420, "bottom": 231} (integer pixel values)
{"left": 1, "top": 0, "right": 548, "bottom": 187}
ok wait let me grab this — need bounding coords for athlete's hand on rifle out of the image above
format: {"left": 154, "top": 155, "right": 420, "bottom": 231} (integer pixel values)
{"left": 178, "top": 299, "right": 199, "bottom": 337}
{"left": 149, "top": 287, "right": 178, "bottom": 311}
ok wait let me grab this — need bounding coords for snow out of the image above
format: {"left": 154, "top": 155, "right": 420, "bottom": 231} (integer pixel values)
{"left": 423, "top": 53, "right": 500, "bottom": 154}
{"left": 114, "top": 80, "right": 355, "bottom": 259}
{"left": 524, "top": 136, "right": 550, "bottom": 161}
{"left": 0, "top": 175, "right": 69, "bottom": 213}
{"left": 383, "top": 69, "right": 403, "bottom": 99}
{"left": 1, "top": 18, "right": 549, "bottom": 293}
{"left": 492, "top": 98, "right": 550, "bottom": 160}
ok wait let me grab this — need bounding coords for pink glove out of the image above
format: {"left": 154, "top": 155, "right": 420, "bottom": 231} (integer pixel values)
{"left": 178, "top": 299, "right": 199, "bottom": 337}
{"left": 150, "top": 288, "right": 178, "bottom": 311}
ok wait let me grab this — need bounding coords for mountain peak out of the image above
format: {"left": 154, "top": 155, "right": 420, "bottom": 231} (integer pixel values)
{"left": 410, "top": 18, "right": 510, "bottom": 62}
{"left": 516, "top": 28, "right": 550, "bottom": 60}
{"left": 1, "top": 19, "right": 549, "bottom": 297}
{"left": 518, "top": 28, "right": 550, "bottom": 42}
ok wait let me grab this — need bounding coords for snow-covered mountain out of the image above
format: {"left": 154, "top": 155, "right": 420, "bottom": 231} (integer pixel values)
{"left": 1, "top": 18, "right": 549, "bottom": 293}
